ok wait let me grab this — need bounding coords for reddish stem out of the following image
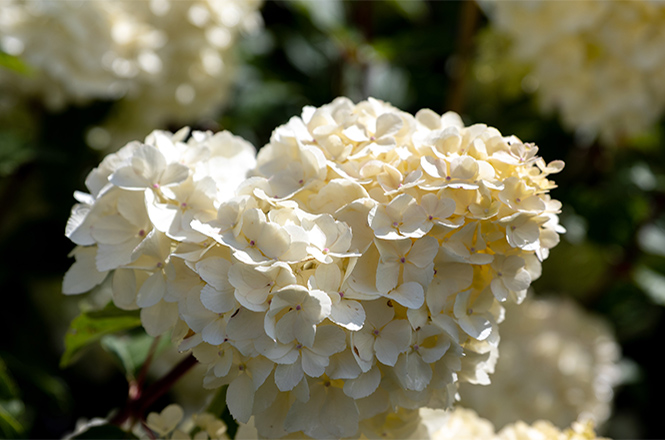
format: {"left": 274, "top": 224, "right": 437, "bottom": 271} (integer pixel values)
{"left": 109, "top": 354, "right": 198, "bottom": 428}
{"left": 136, "top": 335, "right": 162, "bottom": 391}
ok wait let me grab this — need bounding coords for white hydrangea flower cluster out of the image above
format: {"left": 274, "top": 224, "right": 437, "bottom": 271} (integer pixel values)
{"left": 458, "top": 296, "right": 622, "bottom": 430}
{"left": 63, "top": 97, "right": 563, "bottom": 439}
{"left": 0, "top": 0, "right": 262, "bottom": 143}
{"left": 143, "top": 404, "right": 229, "bottom": 440}
{"left": 101, "top": 0, "right": 263, "bottom": 146}
{"left": 63, "top": 127, "right": 257, "bottom": 336}
{"left": 175, "top": 97, "right": 563, "bottom": 438}
{"left": 426, "top": 408, "right": 608, "bottom": 440}
{"left": 481, "top": 0, "right": 665, "bottom": 145}
{"left": 0, "top": 0, "right": 132, "bottom": 109}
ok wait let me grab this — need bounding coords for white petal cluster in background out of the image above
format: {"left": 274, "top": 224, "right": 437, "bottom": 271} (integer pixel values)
{"left": 480, "top": 0, "right": 665, "bottom": 145}
{"left": 0, "top": 0, "right": 130, "bottom": 109}
{"left": 100, "top": 0, "right": 263, "bottom": 148}
{"left": 425, "top": 407, "right": 608, "bottom": 440}
{"left": 236, "top": 407, "right": 607, "bottom": 440}
{"left": 458, "top": 296, "right": 622, "bottom": 431}
{"left": 63, "top": 127, "right": 257, "bottom": 336}
{"left": 0, "top": 0, "right": 262, "bottom": 147}
{"left": 63, "top": 97, "right": 563, "bottom": 439}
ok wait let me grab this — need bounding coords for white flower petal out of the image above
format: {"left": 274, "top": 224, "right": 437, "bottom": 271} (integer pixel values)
{"left": 201, "top": 318, "right": 228, "bottom": 345}
{"left": 141, "top": 300, "right": 178, "bottom": 336}
{"left": 274, "top": 361, "right": 304, "bottom": 392}
{"left": 330, "top": 300, "right": 366, "bottom": 331}
{"left": 459, "top": 314, "right": 493, "bottom": 341}
{"left": 112, "top": 268, "right": 138, "bottom": 309}
{"left": 301, "top": 349, "right": 329, "bottom": 378}
{"left": 226, "top": 309, "right": 266, "bottom": 341}
{"left": 63, "top": 247, "right": 108, "bottom": 294}
{"left": 227, "top": 373, "right": 254, "bottom": 423}
{"left": 320, "top": 387, "right": 359, "bottom": 438}
{"left": 161, "top": 162, "right": 190, "bottom": 187}
{"left": 136, "top": 271, "right": 166, "bottom": 308}
{"left": 343, "top": 366, "right": 381, "bottom": 399}
{"left": 387, "top": 282, "right": 425, "bottom": 309}
{"left": 395, "top": 352, "right": 432, "bottom": 391}
{"left": 91, "top": 215, "right": 137, "bottom": 244}
{"left": 248, "top": 356, "right": 274, "bottom": 390}
{"left": 201, "top": 284, "right": 235, "bottom": 314}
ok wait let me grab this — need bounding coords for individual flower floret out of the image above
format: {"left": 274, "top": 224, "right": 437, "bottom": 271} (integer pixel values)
{"left": 63, "top": 127, "right": 256, "bottom": 336}
{"left": 175, "top": 97, "right": 563, "bottom": 438}
{"left": 458, "top": 296, "right": 622, "bottom": 431}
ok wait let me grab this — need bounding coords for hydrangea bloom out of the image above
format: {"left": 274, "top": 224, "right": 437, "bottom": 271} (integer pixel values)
{"left": 426, "top": 408, "right": 608, "bottom": 440}
{"left": 173, "top": 97, "right": 564, "bottom": 438}
{"left": 100, "top": 0, "right": 263, "bottom": 146}
{"left": 0, "top": 0, "right": 262, "bottom": 144}
{"left": 458, "top": 296, "right": 622, "bottom": 430}
{"left": 63, "top": 97, "right": 563, "bottom": 438}
{"left": 480, "top": 0, "right": 665, "bottom": 145}
{"left": 63, "top": 127, "right": 257, "bottom": 336}
{"left": 0, "top": 0, "right": 132, "bottom": 108}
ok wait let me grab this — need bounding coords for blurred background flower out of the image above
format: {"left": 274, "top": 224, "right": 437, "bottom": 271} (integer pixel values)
{"left": 478, "top": 0, "right": 665, "bottom": 147}
{"left": 0, "top": 0, "right": 262, "bottom": 149}
{"left": 458, "top": 296, "right": 622, "bottom": 431}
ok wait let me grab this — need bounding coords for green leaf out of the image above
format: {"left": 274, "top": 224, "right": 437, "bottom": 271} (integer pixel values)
{"left": 0, "top": 52, "right": 31, "bottom": 76}
{"left": 101, "top": 331, "right": 170, "bottom": 378}
{"left": 0, "top": 132, "right": 35, "bottom": 177}
{"left": 0, "top": 405, "right": 25, "bottom": 439}
{"left": 0, "top": 399, "right": 24, "bottom": 423}
{"left": 1, "top": 352, "right": 70, "bottom": 414}
{"left": 0, "top": 358, "right": 19, "bottom": 400}
{"left": 68, "top": 421, "right": 139, "bottom": 439}
{"left": 60, "top": 304, "right": 142, "bottom": 368}
{"left": 386, "top": 0, "right": 428, "bottom": 21}
{"left": 27, "top": 368, "right": 71, "bottom": 412}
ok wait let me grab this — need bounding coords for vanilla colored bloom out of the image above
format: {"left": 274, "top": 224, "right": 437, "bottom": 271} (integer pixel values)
{"left": 63, "top": 97, "right": 563, "bottom": 439}
{"left": 480, "top": 0, "right": 665, "bottom": 145}
{"left": 458, "top": 296, "right": 622, "bottom": 431}
{"left": 0, "top": 0, "right": 262, "bottom": 147}
{"left": 424, "top": 407, "right": 608, "bottom": 440}
{"left": 171, "top": 97, "right": 564, "bottom": 438}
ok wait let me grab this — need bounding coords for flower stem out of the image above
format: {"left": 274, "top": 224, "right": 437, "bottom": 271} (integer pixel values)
{"left": 109, "top": 354, "right": 198, "bottom": 428}
{"left": 135, "top": 335, "right": 162, "bottom": 392}
{"left": 446, "top": 1, "right": 481, "bottom": 114}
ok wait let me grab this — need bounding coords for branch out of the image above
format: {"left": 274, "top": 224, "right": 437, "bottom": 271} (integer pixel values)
{"left": 109, "top": 354, "right": 198, "bottom": 428}
{"left": 446, "top": 1, "right": 481, "bottom": 114}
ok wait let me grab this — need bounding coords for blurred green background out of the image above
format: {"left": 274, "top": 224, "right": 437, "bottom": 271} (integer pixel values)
{"left": 1, "top": 1, "right": 664, "bottom": 438}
